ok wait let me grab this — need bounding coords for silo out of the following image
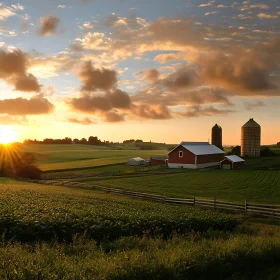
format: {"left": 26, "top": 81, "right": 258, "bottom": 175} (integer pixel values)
{"left": 241, "top": 118, "right": 261, "bottom": 157}
{"left": 211, "top": 124, "right": 223, "bottom": 150}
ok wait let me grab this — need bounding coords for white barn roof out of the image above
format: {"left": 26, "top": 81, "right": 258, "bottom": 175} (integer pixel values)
{"left": 182, "top": 144, "right": 224, "bottom": 155}
{"left": 168, "top": 141, "right": 224, "bottom": 155}
{"left": 224, "top": 155, "right": 245, "bottom": 163}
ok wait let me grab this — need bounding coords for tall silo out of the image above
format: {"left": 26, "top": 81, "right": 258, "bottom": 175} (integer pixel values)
{"left": 211, "top": 124, "right": 223, "bottom": 150}
{"left": 241, "top": 118, "right": 261, "bottom": 157}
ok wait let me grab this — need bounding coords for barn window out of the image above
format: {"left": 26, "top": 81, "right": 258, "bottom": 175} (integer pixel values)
{"left": 179, "top": 151, "right": 183, "bottom": 158}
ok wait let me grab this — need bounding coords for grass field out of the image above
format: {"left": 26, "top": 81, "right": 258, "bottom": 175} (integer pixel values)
{"left": 17, "top": 144, "right": 168, "bottom": 171}
{"left": 74, "top": 169, "right": 280, "bottom": 204}
{"left": 2, "top": 179, "right": 280, "bottom": 279}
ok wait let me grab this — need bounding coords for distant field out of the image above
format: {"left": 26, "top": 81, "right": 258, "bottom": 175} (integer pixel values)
{"left": 16, "top": 144, "right": 168, "bottom": 171}
{"left": 74, "top": 170, "right": 280, "bottom": 204}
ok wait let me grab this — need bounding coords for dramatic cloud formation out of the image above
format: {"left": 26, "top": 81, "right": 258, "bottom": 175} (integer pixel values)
{"left": 38, "top": 16, "right": 60, "bottom": 36}
{"left": 0, "top": 50, "right": 41, "bottom": 92}
{"left": 79, "top": 61, "right": 117, "bottom": 91}
{"left": 0, "top": 96, "right": 55, "bottom": 115}
{"left": 104, "top": 111, "right": 125, "bottom": 122}
{"left": 68, "top": 117, "right": 95, "bottom": 125}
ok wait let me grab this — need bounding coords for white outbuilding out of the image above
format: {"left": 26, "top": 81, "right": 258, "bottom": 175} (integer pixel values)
{"left": 127, "top": 157, "right": 145, "bottom": 166}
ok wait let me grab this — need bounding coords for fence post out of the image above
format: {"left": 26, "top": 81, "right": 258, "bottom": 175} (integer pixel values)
{"left": 245, "top": 199, "right": 247, "bottom": 212}
{"left": 193, "top": 196, "right": 196, "bottom": 206}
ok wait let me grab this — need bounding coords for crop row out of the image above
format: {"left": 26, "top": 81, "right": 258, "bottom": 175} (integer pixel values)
{"left": 0, "top": 187, "right": 241, "bottom": 242}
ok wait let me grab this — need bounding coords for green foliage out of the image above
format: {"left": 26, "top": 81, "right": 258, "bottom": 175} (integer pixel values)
{"left": 0, "top": 180, "right": 240, "bottom": 243}
{"left": 260, "top": 146, "right": 276, "bottom": 157}
{"left": 228, "top": 145, "right": 241, "bottom": 156}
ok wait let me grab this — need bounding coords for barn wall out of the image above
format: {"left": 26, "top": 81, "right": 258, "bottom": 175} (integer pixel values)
{"left": 233, "top": 162, "right": 245, "bottom": 169}
{"left": 197, "top": 154, "right": 224, "bottom": 164}
{"left": 168, "top": 146, "right": 195, "bottom": 164}
{"left": 221, "top": 159, "right": 232, "bottom": 169}
{"left": 150, "top": 158, "right": 166, "bottom": 166}
{"left": 168, "top": 162, "right": 220, "bottom": 169}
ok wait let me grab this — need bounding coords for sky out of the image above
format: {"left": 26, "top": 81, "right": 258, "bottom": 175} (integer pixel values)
{"left": 0, "top": 0, "right": 279, "bottom": 145}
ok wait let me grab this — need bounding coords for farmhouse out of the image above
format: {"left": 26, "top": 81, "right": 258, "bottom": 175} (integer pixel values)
{"left": 168, "top": 142, "right": 224, "bottom": 169}
{"left": 127, "top": 157, "right": 145, "bottom": 166}
{"left": 220, "top": 155, "right": 245, "bottom": 170}
{"left": 150, "top": 156, "right": 168, "bottom": 166}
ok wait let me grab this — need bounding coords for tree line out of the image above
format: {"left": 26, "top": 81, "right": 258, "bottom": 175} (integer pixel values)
{"left": 23, "top": 137, "right": 146, "bottom": 145}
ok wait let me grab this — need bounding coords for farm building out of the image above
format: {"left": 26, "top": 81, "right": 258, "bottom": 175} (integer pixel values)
{"left": 150, "top": 156, "right": 168, "bottom": 166}
{"left": 127, "top": 157, "right": 145, "bottom": 166}
{"left": 220, "top": 155, "right": 245, "bottom": 170}
{"left": 168, "top": 142, "right": 224, "bottom": 169}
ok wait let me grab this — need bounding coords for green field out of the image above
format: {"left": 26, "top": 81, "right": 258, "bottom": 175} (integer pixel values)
{"left": 74, "top": 169, "right": 280, "bottom": 204}
{"left": 2, "top": 179, "right": 280, "bottom": 279}
{"left": 17, "top": 144, "right": 168, "bottom": 171}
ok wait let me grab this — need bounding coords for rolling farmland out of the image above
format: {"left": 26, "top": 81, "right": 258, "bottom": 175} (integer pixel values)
{"left": 17, "top": 144, "right": 168, "bottom": 171}
{"left": 74, "top": 170, "right": 280, "bottom": 204}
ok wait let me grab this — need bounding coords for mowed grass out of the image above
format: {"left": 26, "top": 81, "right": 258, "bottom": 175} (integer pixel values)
{"left": 16, "top": 144, "right": 168, "bottom": 171}
{"left": 74, "top": 169, "right": 280, "bottom": 204}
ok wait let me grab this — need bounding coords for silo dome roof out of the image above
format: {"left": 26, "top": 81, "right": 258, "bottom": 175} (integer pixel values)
{"left": 242, "top": 118, "right": 260, "bottom": 128}
{"left": 212, "top": 124, "right": 222, "bottom": 129}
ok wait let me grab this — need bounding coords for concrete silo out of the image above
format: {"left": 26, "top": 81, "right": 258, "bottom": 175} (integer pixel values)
{"left": 241, "top": 118, "right": 261, "bottom": 157}
{"left": 211, "top": 124, "right": 223, "bottom": 150}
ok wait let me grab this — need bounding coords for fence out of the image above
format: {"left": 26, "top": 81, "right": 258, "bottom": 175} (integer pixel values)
{"left": 25, "top": 179, "right": 280, "bottom": 219}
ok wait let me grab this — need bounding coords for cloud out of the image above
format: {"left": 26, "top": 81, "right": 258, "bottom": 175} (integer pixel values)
{"left": 104, "top": 111, "right": 125, "bottom": 122}
{"left": 205, "top": 11, "right": 217, "bottom": 16}
{"left": 199, "top": 1, "right": 215, "bottom": 7}
{"left": 200, "top": 52, "right": 276, "bottom": 92}
{"left": 0, "top": 49, "right": 41, "bottom": 92}
{"left": 257, "top": 13, "right": 278, "bottom": 19}
{"left": 79, "top": 61, "right": 117, "bottom": 91}
{"left": 0, "top": 115, "right": 27, "bottom": 125}
{"left": 68, "top": 117, "right": 95, "bottom": 125}
{"left": 0, "top": 5, "right": 16, "bottom": 20}
{"left": 179, "top": 106, "right": 233, "bottom": 117}
{"left": 132, "top": 104, "right": 171, "bottom": 120}
{"left": 57, "top": 5, "right": 66, "bottom": 8}
{"left": 0, "top": 97, "right": 55, "bottom": 115}
{"left": 38, "top": 16, "right": 60, "bottom": 36}
{"left": 244, "top": 100, "right": 265, "bottom": 110}
{"left": 67, "top": 89, "right": 132, "bottom": 114}
{"left": 141, "top": 68, "right": 159, "bottom": 82}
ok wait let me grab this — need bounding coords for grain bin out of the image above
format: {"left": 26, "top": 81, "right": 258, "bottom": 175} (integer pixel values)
{"left": 241, "top": 118, "right": 261, "bottom": 157}
{"left": 211, "top": 124, "right": 223, "bottom": 150}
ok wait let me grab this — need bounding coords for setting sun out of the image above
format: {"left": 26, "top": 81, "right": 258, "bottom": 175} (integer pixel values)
{"left": 0, "top": 126, "right": 18, "bottom": 144}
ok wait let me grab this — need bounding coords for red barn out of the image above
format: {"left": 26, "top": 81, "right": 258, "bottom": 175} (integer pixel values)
{"left": 168, "top": 142, "right": 224, "bottom": 169}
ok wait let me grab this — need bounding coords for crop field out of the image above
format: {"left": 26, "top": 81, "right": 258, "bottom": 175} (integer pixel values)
{"left": 0, "top": 178, "right": 239, "bottom": 242}
{"left": 74, "top": 170, "right": 280, "bottom": 204}
{"left": 16, "top": 144, "right": 168, "bottom": 171}
{"left": 2, "top": 179, "right": 280, "bottom": 279}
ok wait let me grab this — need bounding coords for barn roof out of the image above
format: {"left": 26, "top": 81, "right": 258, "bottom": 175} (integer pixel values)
{"left": 224, "top": 155, "right": 245, "bottom": 163}
{"left": 168, "top": 142, "right": 224, "bottom": 155}
{"left": 182, "top": 144, "right": 224, "bottom": 155}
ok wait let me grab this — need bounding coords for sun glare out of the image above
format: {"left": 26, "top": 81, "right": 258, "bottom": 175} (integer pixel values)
{"left": 0, "top": 126, "right": 18, "bottom": 144}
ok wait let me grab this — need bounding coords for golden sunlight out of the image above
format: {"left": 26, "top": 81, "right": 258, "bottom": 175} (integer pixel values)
{"left": 0, "top": 126, "right": 18, "bottom": 144}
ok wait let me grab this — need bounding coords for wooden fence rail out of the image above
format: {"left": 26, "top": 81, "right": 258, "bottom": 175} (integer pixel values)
{"left": 24, "top": 178, "right": 280, "bottom": 219}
